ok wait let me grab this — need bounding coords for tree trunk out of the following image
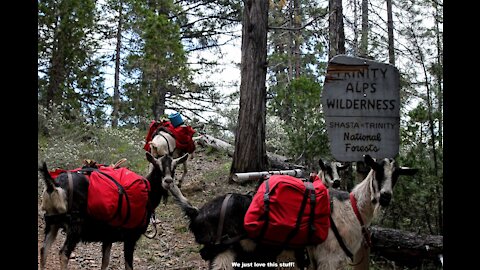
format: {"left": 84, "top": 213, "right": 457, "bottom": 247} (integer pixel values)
{"left": 230, "top": 0, "right": 269, "bottom": 179}
{"left": 328, "top": 0, "right": 345, "bottom": 60}
{"left": 413, "top": 30, "right": 441, "bottom": 235}
{"left": 111, "top": 0, "right": 123, "bottom": 128}
{"left": 293, "top": 0, "right": 301, "bottom": 77}
{"left": 386, "top": 0, "right": 395, "bottom": 65}
{"left": 359, "top": 0, "right": 368, "bottom": 57}
{"left": 352, "top": 0, "right": 359, "bottom": 56}
{"left": 196, "top": 134, "right": 234, "bottom": 156}
{"left": 286, "top": 0, "right": 294, "bottom": 81}
{"left": 337, "top": 0, "right": 345, "bottom": 55}
{"left": 46, "top": 17, "right": 66, "bottom": 111}
{"left": 46, "top": 46, "right": 66, "bottom": 110}
{"left": 433, "top": 1, "right": 443, "bottom": 235}
{"left": 370, "top": 226, "right": 443, "bottom": 268}
{"left": 152, "top": 68, "right": 166, "bottom": 120}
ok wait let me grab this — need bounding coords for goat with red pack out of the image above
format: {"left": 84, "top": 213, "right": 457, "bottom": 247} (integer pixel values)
{"left": 169, "top": 155, "right": 418, "bottom": 270}
{"left": 39, "top": 152, "right": 188, "bottom": 270}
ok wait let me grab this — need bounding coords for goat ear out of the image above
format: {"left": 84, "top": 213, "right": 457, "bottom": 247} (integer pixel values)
{"left": 336, "top": 162, "right": 349, "bottom": 170}
{"left": 364, "top": 155, "right": 380, "bottom": 171}
{"left": 318, "top": 159, "right": 327, "bottom": 171}
{"left": 173, "top": 153, "right": 188, "bottom": 168}
{"left": 146, "top": 152, "right": 156, "bottom": 165}
{"left": 398, "top": 167, "right": 419, "bottom": 176}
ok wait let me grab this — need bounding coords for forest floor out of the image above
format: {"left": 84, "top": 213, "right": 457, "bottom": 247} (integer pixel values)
{"left": 37, "top": 147, "right": 259, "bottom": 270}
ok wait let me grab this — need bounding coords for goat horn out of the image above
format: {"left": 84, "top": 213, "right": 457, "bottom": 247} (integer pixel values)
{"left": 112, "top": 158, "right": 127, "bottom": 169}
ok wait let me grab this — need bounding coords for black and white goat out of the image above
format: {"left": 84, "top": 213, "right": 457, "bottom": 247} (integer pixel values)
{"left": 171, "top": 155, "right": 417, "bottom": 270}
{"left": 39, "top": 152, "right": 188, "bottom": 270}
{"left": 307, "top": 155, "right": 417, "bottom": 269}
{"left": 318, "top": 159, "right": 349, "bottom": 189}
{"left": 168, "top": 188, "right": 255, "bottom": 269}
{"left": 149, "top": 130, "right": 189, "bottom": 188}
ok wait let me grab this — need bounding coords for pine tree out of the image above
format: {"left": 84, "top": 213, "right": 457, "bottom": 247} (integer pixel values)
{"left": 38, "top": 0, "right": 107, "bottom": 124}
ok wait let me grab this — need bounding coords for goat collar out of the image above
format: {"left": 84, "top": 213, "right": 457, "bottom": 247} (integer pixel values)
{"left": 349, "top": 193, "right": 372, "bottom": 248}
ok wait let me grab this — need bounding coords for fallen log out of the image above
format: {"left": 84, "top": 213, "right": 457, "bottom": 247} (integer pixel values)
{"left": 232, "top": 169, "right": 304, "bottom": 183}
{"left": 369, "top": 226, "right": 443, "bottom": 268}
{"left": 194, "top": 134, "right": 303, "bottom": 172}
{"left": 194, "top": 134, "right": 234, "bottom": 156}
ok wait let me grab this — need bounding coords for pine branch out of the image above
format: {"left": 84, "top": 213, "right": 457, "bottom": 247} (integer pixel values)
{"left": 268, "top": 12, "right": 328, "bottom": 31}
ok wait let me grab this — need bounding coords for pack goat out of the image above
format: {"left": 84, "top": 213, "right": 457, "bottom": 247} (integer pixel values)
{"left": 307, "top": 155, "right": 417, "bottom": 269}
{"left": 171, "top": 155, "right": 417, "bottom": 270}
{"left": 318, "top": 159, "right": 349, "bottom": 189}
{"left": 149, "top": 130, "right": 189, "bottom": 188}
{"left": 39, "top": 152, "right": 188, "bottom": 270}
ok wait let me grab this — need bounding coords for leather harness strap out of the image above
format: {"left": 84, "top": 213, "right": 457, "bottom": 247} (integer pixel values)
{"left": 67, "top": 172, "right": 74, "bottom": 212}
{"left": 215, "top": 193, "right": 233, "bottom": 245}
{"left": 329, "top": 199, "right": 354, "bottom": 261}
{"left": 328, "top": 193, "right": 374, "bottom": 262}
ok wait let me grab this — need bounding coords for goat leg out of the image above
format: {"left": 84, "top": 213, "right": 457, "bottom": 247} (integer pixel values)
{"left": 59, "top": 233, "right": 80, "bottom": 270}
{"left": 40, "top": 224, "right": 60, "bottom": 270}
{"left": 178, "top": 160, "right": 188, "bottom": 188}
{"left": 124, "top": 239, "right": 138, "bottom": 270}
{"left": 101, "top": 242, "right": 112, "bottom": 270}
{"left": 210, "top": 249, "right": 236, "bottom": 270}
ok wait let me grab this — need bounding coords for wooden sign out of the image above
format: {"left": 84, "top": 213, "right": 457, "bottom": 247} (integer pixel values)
{"left": 322, "top": 55, "right": 400, "bottom": 161}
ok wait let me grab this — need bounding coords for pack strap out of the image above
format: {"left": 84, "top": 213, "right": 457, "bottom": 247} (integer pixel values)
{"left": 282, "top": 181, "right": 314, "bottom": 246}
{"left": 257, "top": 178, "right": 271, "bottom": 241}
{"left": 67, "top": 172, "right": 74, "bottom": 212}
{"left": 329, "top": 215, "right": 353, "bottom": 261}
{"left": 96, "top": 171, "right": 131, "bottom": 226}
{"left": 329, "top": 199, "right": 354, "bottom": 261}
{"left": 215, "top": 193, "right": 233, "bottom": 245}
{"left": 307, "top": 182, "right": 316, "bottom": 243}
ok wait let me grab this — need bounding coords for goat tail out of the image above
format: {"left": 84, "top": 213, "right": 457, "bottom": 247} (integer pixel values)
{"left": 169, "top": 185, "right": 199, "bottom": 220}
{"left": 40, "top": 162, "right": 56, "bottom": 194}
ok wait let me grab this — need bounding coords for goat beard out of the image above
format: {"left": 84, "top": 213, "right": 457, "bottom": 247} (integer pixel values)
{"left": 372, "top": 202, "right": 381, "bottom": 218}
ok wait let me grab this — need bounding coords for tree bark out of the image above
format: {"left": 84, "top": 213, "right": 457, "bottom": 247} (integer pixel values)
{"left": 328, "top": 0, "right": 345, "bottom": 60}
{"left": 352, "top": 0, "right": 359, "bottom": 56}
{"left": 293, "top": 0, "right": 301, "bottom": 77}
{"left": 433, "top": 1, "right": 443, "bottom": 235}
{"left": 230, "top": 0, "right": 269, "bottom": 179}
{"left": 196, "top": 134, "right": 235, "bottom": 156}
{"left": 359, "top": 0, "right": 368, "bottom": 57}
{"left": 46, "top": 15, "right": 66, "bottom": 110}
{"left": 386, "top": 0, "right": 395, "bottom": 65}
{"left": 412, "top": 30, "right": 442, "bottom": 235}
{"left": 337, "top": 0, "right": 345, "bottom": 55}
{"left": 370, "top": 226, "right": 443, "bottom": 268}
{"left": 111, "top": 0, "right": 123, "bottom": 128}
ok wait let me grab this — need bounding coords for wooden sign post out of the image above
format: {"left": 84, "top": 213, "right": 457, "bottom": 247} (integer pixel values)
{"left": 322, "top": 55, "right": 400, "bottom": 161}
